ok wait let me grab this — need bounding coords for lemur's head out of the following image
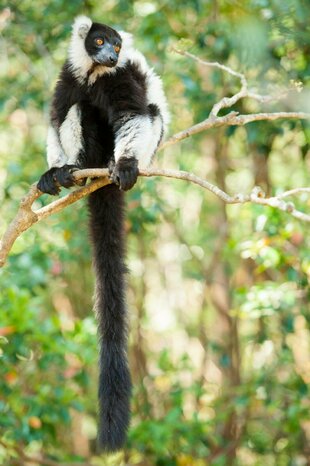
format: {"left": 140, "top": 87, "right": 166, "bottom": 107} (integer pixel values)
{"left": 69, "top": 16, "right": 129, "bottom": 82}
{"left": 84, "top": 22, "right": 122, "bottom": 67}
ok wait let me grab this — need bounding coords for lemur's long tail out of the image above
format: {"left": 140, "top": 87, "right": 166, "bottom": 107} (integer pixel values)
{"left": 88, "top": 184, "right": 131, "bottom": 452}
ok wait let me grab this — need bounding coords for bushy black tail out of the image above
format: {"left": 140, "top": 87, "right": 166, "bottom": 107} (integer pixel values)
{"left": 88, "top": 184, "right": 131, "bottom": 452}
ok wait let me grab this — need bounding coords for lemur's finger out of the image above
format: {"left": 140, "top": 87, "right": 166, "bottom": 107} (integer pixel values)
{"left": 54, "top": 165, "right": 79, "bottom": 188}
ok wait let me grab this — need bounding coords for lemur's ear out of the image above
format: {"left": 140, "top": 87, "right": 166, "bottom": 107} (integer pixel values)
{"left": 73, "top": 16, "right": 92, "bottom": 39}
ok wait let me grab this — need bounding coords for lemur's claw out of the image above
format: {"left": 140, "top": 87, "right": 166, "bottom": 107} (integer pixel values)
{"left": 111, "top": 157, "right": 139, "bottom": 191}
{"left": 38, "top": 165, "right": 81, "bottom": 195}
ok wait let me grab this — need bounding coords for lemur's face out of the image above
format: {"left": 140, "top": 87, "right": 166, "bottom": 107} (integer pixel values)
{"left": 85, "top": 23, "right": 122, "bottom": 68}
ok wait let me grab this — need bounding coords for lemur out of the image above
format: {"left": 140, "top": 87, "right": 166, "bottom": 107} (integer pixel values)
{"left": 38, "top": 16, "right": 169, "bottom": 452}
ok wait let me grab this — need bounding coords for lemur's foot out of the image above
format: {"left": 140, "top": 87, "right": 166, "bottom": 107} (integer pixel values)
{"left": 110, "top": 157, "right": 139, "bottom": 191}
{"left": 37, "top": 165, "right": 83, "bottom": 195}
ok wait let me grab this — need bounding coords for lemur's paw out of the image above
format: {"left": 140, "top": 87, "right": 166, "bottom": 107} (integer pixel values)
{"left": 37, "top": 168, "right": 60, "bottom": 195}
{"left": 38, "top": 165, "right": 83, "bottom": 195}
{"left": 111, "top": 157, "right": 139, "bottom": 191}
{"left": 55, "top": 165, "right": 80, "bottom": 188}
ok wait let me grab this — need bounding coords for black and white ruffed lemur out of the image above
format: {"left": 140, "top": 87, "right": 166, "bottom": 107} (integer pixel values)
{"left": 38, "top": 16, "right": 169, "bottom": 452}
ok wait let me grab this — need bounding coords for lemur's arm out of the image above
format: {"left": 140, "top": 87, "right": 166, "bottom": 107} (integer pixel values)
{"left": 108, "top": 64, "right": 166, "bottom": 190}
{"left": 38, "top": 71, "right": 84, "bottom": 194}
{"left": 113, "top": 107, "right": 163, "bottom": 167}
{"left": 47, "top": 103, "right": 83, "bottom": 169}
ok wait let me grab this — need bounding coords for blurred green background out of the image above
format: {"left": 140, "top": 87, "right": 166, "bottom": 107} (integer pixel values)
{"left": 0, "top": 1, "right": 309, "bottom": 465}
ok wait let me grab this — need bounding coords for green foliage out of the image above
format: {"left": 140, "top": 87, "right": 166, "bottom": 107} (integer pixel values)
{"left": 0, "top": 0, "right": 309, "bottom": 464}
{"left": 0, "top": 266, "right": 97, "bottom": 448}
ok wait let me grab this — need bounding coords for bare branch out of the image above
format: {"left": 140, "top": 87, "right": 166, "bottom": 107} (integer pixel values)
{"left": 0, "top": 176, "right": 110, "bottom": 267}
{"left": 172, "top": 48, "right": 306, "bottom": 117}
{"left": 160, "top": 111, "right": 310, "bottom": 151}
{"left": 172, "top": 48, "right": 248, "bottom": 88}
{"left": 276, "top": 187, "right": 310, "bottom": 199}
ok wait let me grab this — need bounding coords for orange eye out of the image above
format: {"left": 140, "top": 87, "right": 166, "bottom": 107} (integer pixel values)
{"left": 114, "top": 45, "right": 121, "bottom": 53}
{"left": 95, "top": 38, "right": 104, "bottom": 46}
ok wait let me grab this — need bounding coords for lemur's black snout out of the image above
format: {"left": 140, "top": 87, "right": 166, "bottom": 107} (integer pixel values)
{"left": 109, "top": 55, "right": 117, "bottom": 65}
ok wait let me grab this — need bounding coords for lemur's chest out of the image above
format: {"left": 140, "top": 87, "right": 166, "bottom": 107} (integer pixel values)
{"left": 82, "top": 63, "right": 147, "bottom": 114}
{"left": 82, "top": 78, "right": 117, "bottom": 117}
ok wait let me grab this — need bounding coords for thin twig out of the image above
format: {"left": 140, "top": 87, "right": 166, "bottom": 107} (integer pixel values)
{"left": 160, "top": 111, "right": 310, "bottom": 151}
{"left": 276, "top": 187, "right": 310, "bottom": 199}
{"left": 172, "top": 48, "right": 295, "bottom": 117}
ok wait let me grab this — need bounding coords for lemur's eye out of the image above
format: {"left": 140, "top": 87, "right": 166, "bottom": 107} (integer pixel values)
{"left": 114, "top": 45, "right": 121, "bottom": 53}
{"left": 95, "top": 38, "right": 104, "bottom": 46}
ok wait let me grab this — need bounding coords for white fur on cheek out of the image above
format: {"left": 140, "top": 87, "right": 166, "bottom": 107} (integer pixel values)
{"left": 117, "top": 31, "right": 134, "bottom": 69}
{"left": 59, "top": 104, "right": 83, "bottom": 164}
{"left": 68, "top": 16, "right": 93, "bottom": 83}
{"left": 46, "top": 126, "right": 67, "bottom": 168}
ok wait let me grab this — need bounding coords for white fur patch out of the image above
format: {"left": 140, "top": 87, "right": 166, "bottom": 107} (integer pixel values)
{"left": 145, "top": 69, "right": 170, "bottom": 131}
{"left": 74, "top": 15, "right": 92, "bottom": 39}
{"left": 47, "top": 126, "right": 67, "bottom": 168}
{"left": 117, "top": 31, "right": 135, "bottom": 68}
{"left": 114, "top": 114, "right": 163, "bottom": 169}
{"left": 59, "top": 104, "right": 83, "bottom": 163}
{"left": 68, "top": 16, "right": 93, "bottom": 83}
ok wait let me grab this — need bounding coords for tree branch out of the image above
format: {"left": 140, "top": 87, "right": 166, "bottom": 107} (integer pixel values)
{"left": 160, "top": 111, "right": 310, "bottom": 150}
{"left": 172, "top": 48, "right": 297, "bottom": 116}
{"left": 1, "top": 167, "right": 309, "bottom": 267}
{"left": 1, "top": 50, "right": 309, "bottom": 267}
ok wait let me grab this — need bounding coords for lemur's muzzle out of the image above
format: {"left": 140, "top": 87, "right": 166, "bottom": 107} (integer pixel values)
{"left": 94, "top": 45, "right": 118, "bottom": 67}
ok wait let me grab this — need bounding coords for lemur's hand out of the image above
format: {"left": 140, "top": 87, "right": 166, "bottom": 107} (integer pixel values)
{"left": 110, "top": 157, "right": 139, "bottom": 191}
{"left": 37, "top": 165, "right": 85, "bottom": 195}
